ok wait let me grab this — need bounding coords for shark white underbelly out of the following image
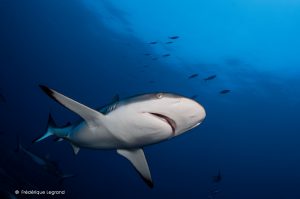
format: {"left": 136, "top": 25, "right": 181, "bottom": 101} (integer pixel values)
{"left": 34, "top": 85, "right": 206, "bottom": 187}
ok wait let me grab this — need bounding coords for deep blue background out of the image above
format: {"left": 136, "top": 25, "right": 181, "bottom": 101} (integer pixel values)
{"left": 1, "top": 0, "right": 300, "bottom": 198}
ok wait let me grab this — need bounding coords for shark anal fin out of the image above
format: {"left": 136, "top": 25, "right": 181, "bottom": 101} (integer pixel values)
{"left": 71, "top": 144, "right": 80, "bottom": 155}
{"left": 39, "top": 85, "right": 105, "bottom": 127}
{"left": 117, "top": 148, "right": 153, "bottom": 188}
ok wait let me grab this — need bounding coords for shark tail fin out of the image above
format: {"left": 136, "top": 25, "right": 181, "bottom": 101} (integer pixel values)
{"left": 32, "top": 113, "right": 57, "bottom": 143}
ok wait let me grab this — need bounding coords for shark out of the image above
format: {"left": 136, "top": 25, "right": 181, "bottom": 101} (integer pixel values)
{"left": 16, "top": 138, "right": 74, "bottom": 183}
{"left": 35, "top": 85, "right": 206, "bottom": 187}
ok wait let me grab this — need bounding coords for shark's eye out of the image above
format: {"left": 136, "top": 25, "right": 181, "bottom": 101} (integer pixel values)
{"left": 156, "top": 93, "right": 163, "bottom": 99}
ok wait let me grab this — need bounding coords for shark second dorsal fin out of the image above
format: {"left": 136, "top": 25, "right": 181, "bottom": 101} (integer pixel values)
{"left": 39, "top": 85, "right": 105, "bottom": 128}
{"left": 117, "top": 148, "right": 153, "bottom": 188}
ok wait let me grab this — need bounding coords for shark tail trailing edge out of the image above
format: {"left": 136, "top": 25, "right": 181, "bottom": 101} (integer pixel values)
{"left": 33, "top": 113, "right": 60, "bottom": 143}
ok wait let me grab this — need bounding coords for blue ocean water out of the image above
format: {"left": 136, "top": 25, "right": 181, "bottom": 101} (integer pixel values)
{"left": 0, "top": 0, "right": 300, "bottom": 198}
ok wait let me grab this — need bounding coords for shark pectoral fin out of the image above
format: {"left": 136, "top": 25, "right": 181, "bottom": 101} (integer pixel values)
{"left": 71, "top": 144, "right": 80, "bottom": 155}
{"left": 117, "top": 148, "right": 153, "bottom": 188}
{"left": 39, "top": 85, "right": 105, "bottom": 127}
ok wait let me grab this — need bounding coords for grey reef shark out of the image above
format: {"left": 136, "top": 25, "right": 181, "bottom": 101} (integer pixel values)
{"left": 34, "top": 85, "right": 206, "bottom": 188}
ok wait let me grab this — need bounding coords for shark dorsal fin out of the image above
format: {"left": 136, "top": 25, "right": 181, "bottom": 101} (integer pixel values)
{"left": 98, "top": 94, "right": 120, "bottom": 114}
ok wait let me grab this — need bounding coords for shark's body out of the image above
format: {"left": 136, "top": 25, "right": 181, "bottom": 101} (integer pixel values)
{"left": 17, "top": 140, "right": 73, "bottom": 183}
{"left": 36, "top": 85, "right": 206, "bottom": 187}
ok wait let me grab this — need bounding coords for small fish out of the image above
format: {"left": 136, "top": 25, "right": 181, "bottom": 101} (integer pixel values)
{"left": 165, "top": 41, "right": 173, "bottom": 44}
{"left": 149, "top": 41, "right": 158, "bottom": 45}
{"left": 191, "top": 95, "right": 198, "bottom": 100}
{"left": 212, "top": 169, "right": 222, "bottom": 183}
{"left": 148, "top": 80, "right": 155, "bottom": 84}
{"left": 204, "top": 75, "right": 217, "bottom": 81}
{"left": 143, "top": 65, "right": 149, "bottom": 68}
{"left": 169, "top": 36, "right": 179, "bottom": 40}
{"left": 152, "top": 58, "right": 158, "bottom": 61}
{"left": 144, "top": 53, "right": 151, "bottom": 56}
{"left": 162, "top": 54, "right": 170, "bottom": 57}
{"left": 220, "top": 89, "right": 230, "bottom": 94}
{"left": 188, "top": 73, "right": 199, "bottom": 79}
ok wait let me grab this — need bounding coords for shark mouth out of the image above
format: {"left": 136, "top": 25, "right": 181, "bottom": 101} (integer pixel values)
{"left": 149, "top": 113, "right": 176, "bottom": 135}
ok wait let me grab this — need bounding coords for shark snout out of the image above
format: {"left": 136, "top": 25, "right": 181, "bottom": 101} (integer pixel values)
{"left": 172, "top": 97, "right": 206, "bottom": 135}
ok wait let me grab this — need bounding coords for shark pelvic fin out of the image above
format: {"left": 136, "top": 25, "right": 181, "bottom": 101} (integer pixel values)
{"left": 39, "top": 85, "right": 105, "bottom": 128}
{"left": 71, "top": 143, "right": 80, "bottom": 155}
{"left": 117, "top": 148, "right": 153, "bottom": 188}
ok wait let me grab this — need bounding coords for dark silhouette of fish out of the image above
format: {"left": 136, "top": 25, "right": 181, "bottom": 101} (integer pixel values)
{"left": 204, "top": 75, "right": 217, "bottom": 81}
{"left": 162, "top": 54, "right": 170, "bottom": 57}
{"left": 144, "top": 53, "right": 151, "bottom": 56}
{"left": 188, "top": 73, "right": 199, "bottom": 79}
{"left": 149, "top": 41, "right": 158, "bottom": 45}
{"left": 169, "top": 36, "right": 179, "bottom": 40}
{"left": 166, "top": 41, "right": 173, "bottom": 44}
{"left": 212, "top": 169, "right": 222, "bottom": 183}
{"left": 220, "top": 89, "right": 231, "bottom": 94}
{"left": 152, "top": 58, "right": 158, "bottom": 61}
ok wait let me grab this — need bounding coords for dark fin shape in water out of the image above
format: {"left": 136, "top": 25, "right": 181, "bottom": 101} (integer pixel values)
{"left": 169, "top": 36, "right": 179, "bottom": 39}
{"left": 204, "top": 75, "right": 217, "bottom": 81}
{"left": 188, "top": 73, "right": 199, "bottom": 79}
{"left": 220, "top": 89, "right": 231, "bottom": 94}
